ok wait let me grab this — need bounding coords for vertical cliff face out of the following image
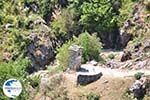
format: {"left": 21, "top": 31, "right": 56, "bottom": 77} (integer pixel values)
{"left": 99, "top": 26, "right": 121, "bottom": 49}
{"left": 26, "top": 30, "right": 69, "bottom": 73}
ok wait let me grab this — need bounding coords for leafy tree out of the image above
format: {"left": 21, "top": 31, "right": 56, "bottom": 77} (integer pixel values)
{"left": 68, "top": 0, "right": 121, "bottom": 33}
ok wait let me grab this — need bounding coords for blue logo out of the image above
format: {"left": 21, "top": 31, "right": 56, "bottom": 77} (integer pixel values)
{"left": 3, "top": 79, "right": 22, "bottom": 98}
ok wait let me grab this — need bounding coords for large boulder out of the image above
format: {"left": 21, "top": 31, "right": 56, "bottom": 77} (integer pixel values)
{"left": 121, "top": 50, "right": 132, "bottom": 62}
{"left": 27, "top": 32, "right": 55, "bottom": 73}
{"left": 120, "top": 32, "right": 133, "bottom": 49}
{"left": 129, "top": 77, "right": 149, "bottom": 100}
{"left": 76, "top": 65, "right": 102, "bottom": 85}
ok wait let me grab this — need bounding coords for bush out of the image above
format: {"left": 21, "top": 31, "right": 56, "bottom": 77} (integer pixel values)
{"left": 28, "top": 75, "right": 41, "bottom": 89}
{"left": 108, "top": 53, "right": 115, "bottom": 59}
{"left": 131, "top": 0, "right": 139, "bottom": 2}
{"left": 56, "top": 40, "right": 74, "bottom": 70}
{"left": 0, "top": 57, "right": 30, "bottom": 100}
{"left": 87, "top": 92, "right": 100, "bottom": 100}
{"left": 134, "top": 72, "right": 144, "bottom": 80}
{"left": 75, "top": 32, "right": 102, "bottom": 62}
{"left": 0, "top": 29, "right": 31, "bottom": 60}
{"left": 74, "top": 0, "right": 119, "bottom": 33}
{"left": 126, "top": 36, "right": 143, "bottom": 52}
{"left": 51, "top": 9, "right": 76, "bottom": 36}
{"left": 56, "top": 32, "right": 102, "bottom": 70}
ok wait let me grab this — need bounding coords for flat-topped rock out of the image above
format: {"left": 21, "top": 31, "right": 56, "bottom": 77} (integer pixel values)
{"left": 76, "top": 64, "right": 102, "bottom": 85}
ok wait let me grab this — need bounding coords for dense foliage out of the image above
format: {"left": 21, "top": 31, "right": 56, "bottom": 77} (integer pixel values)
{"left": 56, "top": 40, "right": 73, "bottom": 70}
{"left": 51, "top": 9, "right": 76, "bottom": 36}
{"left": 0, "top": 57, "right": 30, "bottom": 100}
{"left": 75, "top": 32, "right": 102, "bottom": 62}
{"left": 0, "top": 0, "right": 139, "bottom": 59}
{"left": 67, "top": 0, "right": 123, "bottom": 34}
{"left": 56, "top": 32, "right": 102, "bottom": 70}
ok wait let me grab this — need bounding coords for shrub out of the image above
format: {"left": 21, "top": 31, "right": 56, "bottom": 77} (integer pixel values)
{"left": 122, "top": 88, "right": 133, "bottom": 100}
{"left": 108, "top": 53, "right": 115, "bottom": 59}
{"left": 0, "top": 57, "right": 30, "bottom": 100}
{"left": 87, "top": 92, "right": 100, "bottom": 100}
{"left": 0, "top": 29, "right": 31, "bottom": 60}
{"left": 56, "top": 32, "right": 102, "bottom": 70}
{"left": 56, "top": 40, "right": 74, "bottom": 70}
{"left": 75, "top": 32, "right": 102, "bottom": 62}
{"left": 134, "top": 72, "right": 144, "bottom": 80}
{"left": 126, "top": 36, "right": 143, "bottom": 52}
{"left": 28, "top": 75, "right": 41, "bottom": 89}
{"left": 51, "top": 9, "right": 76, "bottom": 36}
{"left": 131, "top": 0, "right": 139, "bottom": 2}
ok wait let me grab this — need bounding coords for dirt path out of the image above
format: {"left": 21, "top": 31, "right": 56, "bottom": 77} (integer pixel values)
{"left": 96, "top": 67, "right": 150, "bottom": 78}
{"left": 80, "top": 64, "right": 150, "bottom": 78}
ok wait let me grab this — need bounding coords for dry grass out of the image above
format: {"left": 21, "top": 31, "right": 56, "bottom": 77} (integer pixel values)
{"left": 64, "top": 76, "right": 134, "bottom": 100}
{"left": 31, "top": 72, "right": 150, "bottom": 100}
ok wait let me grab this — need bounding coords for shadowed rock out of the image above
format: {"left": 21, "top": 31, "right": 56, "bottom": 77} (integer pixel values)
{"left": 77, "top": 65, "right": 102, "bottom": 85}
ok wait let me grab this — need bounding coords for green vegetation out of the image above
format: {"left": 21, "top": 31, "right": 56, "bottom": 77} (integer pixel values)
{"left": 56, "top": 32, "right": 102, "bottom": 70}
{"left": 75, "top": 32, "right": 102, "bottom": 62}
{"left": 56, "top": 40, "right": 74, "bottom": 70}
{"left": 134, "top": 72, "right": 144, "bottom": 80}
{"left": 51, "top": 9, "right": 77, "bottom": 36}
{"left": 48, "top": 65, "right": 64, "bottom": 74}
{"left": 144, "top": 0, "right": 150, "bottom": 11}
{"left": 87, "top": 92, "right": 100, "bottom": 100}
{"left": 0, "top": 57, "right": 30, "bottom": 100}
{"left": 28, "top": 75, "right": 41, "bottom": 89}
{"left": 68, "top": 0, "right": 121, "bottom": 33}
{"left": 118, "top": 0, "right": 134, "bottom": 26}
{"left": 127, "top": 36, "right": 144, "bottom": 51}
{"left": 107, "top": 53, "right": 115, "bottom": 59}
{"left": 0, "top": 0, "right": 149, "bottom": 99}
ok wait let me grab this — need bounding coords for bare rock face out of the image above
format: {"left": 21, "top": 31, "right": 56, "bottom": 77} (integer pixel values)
{"left": 142, "top": 40, "right": 150, "bottom": 53}
{"left": 120, "top": 32, "right": 133, "bottom": 49}
{"left": 121, "top": 50, "right": 132, "bottom": 62}
{"left": 129, "top": 77, "right": 149, "bottom": 100}
{"left": 27, "top": 32, "right": 55, "bottom": 73}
